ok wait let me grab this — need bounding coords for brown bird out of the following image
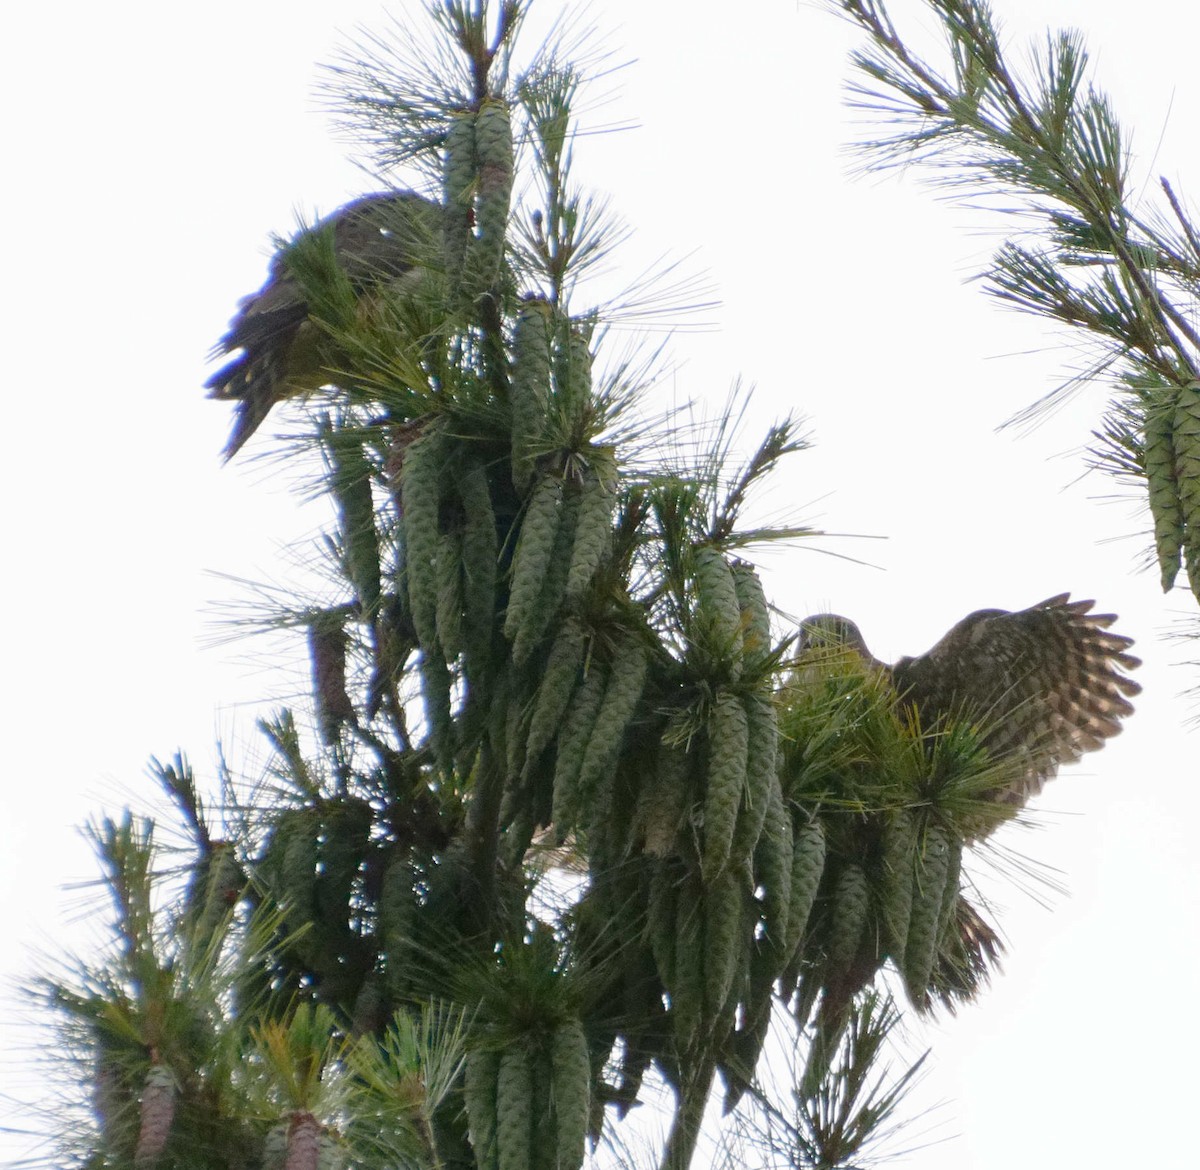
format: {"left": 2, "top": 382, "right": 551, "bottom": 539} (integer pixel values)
{"left": 206, "top": 191, "right": 442, "bottom": 458}
{"left": 790, "top": 595, "right": 1140, "bottom": 1042}
{"left": 798, "top": 593, "right": 1141, "bottom": 810}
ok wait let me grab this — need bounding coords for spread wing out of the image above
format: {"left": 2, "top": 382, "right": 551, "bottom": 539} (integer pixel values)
{"left": 206, "top": 191, "right": 441, "bottom": 458}
{"left": 889, "top": 593, "right": 1141, "bottom": 806}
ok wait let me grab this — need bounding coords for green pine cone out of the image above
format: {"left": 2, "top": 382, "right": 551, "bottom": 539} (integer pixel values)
{"left": 400, "top": 422, "right": 448, "bottom": 654}
{"left": 1173, "top": 384, "right": 1200, "bottom": 597}
{"left": 529, "top": 1042, "right": 556, "bottom": 1170}
{"left": 702, "top": 690, "right": 750, "bottom": 880}
{"left": 523, "top": 616, "right": 587, "bottom": 776}
{"left": 443, "top": 112, "right": 476, "bottom": 282}
{"left": 510, "top": 298, "right": 554, "bottom": 490}
{"left": 785, "top": 819, "right": 828, "bottom": 958}
{"left": 496, "top": 1045, "right": 534, "bottom": 1170}
{"left": 722, "top": 905, "right": 753, "bottom": 1023}
{"left": 503, "top": 686, "right": 531, "bottom": 792}
{"left": 703, "top": 867, "right": 744, "bottom": 1022}
{"left": 646, "top": 859, "right": 679, "bottom": 991}
{"left": 751, "top": 773, "right": 793, "bottom": 951}
{"left": 281, "top": 812, "right": 319, "bottom": 923}
{"left": 824, "top": 862, "right": 871, "bottom": 981}
{"left": 575, "top": 632, "right": 648, "bottom": 809}
{"left": 435, "top": 530, "right": 465, "bottom": 662}
{"left": 670, "top": 873, "right": 705, "bottom": 1050}
{"left": 418, "top": 647, "right": 456, "bottom": 777}
{"left": 732, "top": 691, "right": 780, "bottom": 862}
{"left": 456, "top": 456, "right": 500, "bottom": 679}
{"left": 377, "top": 857, "right": 416, "bottom": 961}
{"left": 730, "top": 560, "right": 771, "bottom": 660}
{"left": 557, "top": 326, "right": 593, "bottom": 436}
{"left": 1144, "top": 394, "right": 1184, "bottom": 592}
{"left": 328, "top": 430, "right": 382, "bottom": 613}
{"left": 564, "top": 457, "right": 616, "bottom": 602}
{"left": 636, "top": 735, "right": 692, "bottom": 857}
{"left": 505, "top": 473, "right": 564, "bottom": 659}
{"left": 512, "top": 481, "right": 580, "bottom": 666}
{"left": 465, "top": 1047, "right": 501, "bottom": 1170}
{"left": 550, "top": 662, "right": 608, "bottom": 837}
{"left": 903, "top": 823, "right": 953, "bottom": 1007}
{"left": 694, "top": 547, "right": 743, "bottom": 671}
{"left": 878, "top": 809, "right": 917, "bottom": 964}
{"left": 936, "top": 833, "right": 964, "bottom": 945}
{"left": 1172, "top": 383, "right": 1200, "bottom": 505}
{"left": 472, "top": 98, "right": 514, "bottom": 287}
{"left": 550, "top": 1019, "right": 591, "bottom": 1170}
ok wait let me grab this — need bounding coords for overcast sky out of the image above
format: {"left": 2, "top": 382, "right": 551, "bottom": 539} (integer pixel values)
{"left": 4, "top": 1, "right": 1198, "bottom": 1166}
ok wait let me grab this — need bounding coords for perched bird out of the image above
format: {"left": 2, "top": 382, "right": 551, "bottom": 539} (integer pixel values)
{"left": 788, "top": 594, "right": 1140, "bottom": 1036}
{"left": 798, "top": 593, "right": 1141, "bottom": 809}
{"left": 206, "top": 191, "right": 442, "bottom": 458}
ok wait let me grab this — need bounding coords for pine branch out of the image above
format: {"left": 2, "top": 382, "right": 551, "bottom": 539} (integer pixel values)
{"left": 831, "top": 0, "right": 1200, "bottom": 598}
{"left": 832, "top": 0, "right": 1200, "bottom": 379}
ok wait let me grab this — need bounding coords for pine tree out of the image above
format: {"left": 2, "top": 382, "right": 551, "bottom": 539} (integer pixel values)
{"left": 36, "top": 5, "right": 1084, "bottom": 1169}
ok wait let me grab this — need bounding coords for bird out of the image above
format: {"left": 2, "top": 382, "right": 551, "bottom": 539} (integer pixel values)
{"left": 206, "top": 190, "right": 442, "bottom": 459}
{"left": 797, "top": 593, "right": 1141, "bottom": 811}
{"left": 788, "top": 594, "right": 1140, "bottom": 1036}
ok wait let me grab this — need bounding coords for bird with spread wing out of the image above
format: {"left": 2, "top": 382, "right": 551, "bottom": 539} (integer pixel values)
{"left": 780, "top": 593, "right": 1140, "bottom": 1044}
{"left": 206, "top": 191, "right": 442, "bottom": 458}
{"left": 797, "top": 593, "right": 1141, "bottom": 815}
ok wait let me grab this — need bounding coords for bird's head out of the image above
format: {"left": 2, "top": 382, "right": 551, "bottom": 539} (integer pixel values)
{"left": 791, "top": 613, "right": 885, "bottom": 697}
{"left": 797, "top": 614, "right": 871, "bottom": 658}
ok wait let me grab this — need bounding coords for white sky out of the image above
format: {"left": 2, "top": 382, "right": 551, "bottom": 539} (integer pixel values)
{"left": 3, "top": 1, "right": 1198, "bottom": 1166}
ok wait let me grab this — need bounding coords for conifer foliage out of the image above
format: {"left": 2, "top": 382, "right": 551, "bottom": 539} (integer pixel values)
{"left": 831, "top": 0, "right": 1200, "bottom": 603}
{"left": 40, "top": 5, "right": 1062, "bottom": 1169}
